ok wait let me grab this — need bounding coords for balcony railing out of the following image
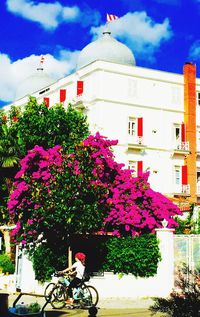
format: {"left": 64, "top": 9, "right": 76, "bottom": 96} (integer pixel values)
{"left": 175, "top": 141, "right": 190, "bottom": 151}
{"left": 197, "top": 184, "right": 200, "bottom": 195}
{"left": 128, "top": 135, "right": 143, "bottom": 145}
{"left": 173, "top": 184, "right": 190, "bottom": 195}
{"left": 182, "top": 184, "right": 190, "bottom": 195}
{"left": 197, "top": 142, "right": 200, "bottom": 153}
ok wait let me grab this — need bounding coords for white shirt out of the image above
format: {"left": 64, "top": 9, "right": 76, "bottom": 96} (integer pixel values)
{"left": 71, "top": 261, "right": 85, "bottom": 279}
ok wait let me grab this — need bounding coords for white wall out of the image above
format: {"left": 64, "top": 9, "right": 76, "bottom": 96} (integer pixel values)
{"left": 8, "top": 228, "right": 174, "bottom": 299}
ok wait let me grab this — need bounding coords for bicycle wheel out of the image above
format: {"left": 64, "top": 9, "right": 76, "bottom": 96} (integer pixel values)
{"left": 44, "top": 282, "right": 56, "bottom": 301}
{"left": 50, "top": 284, "right": 67, "bottom": 309}
{"left": 81, "top": 285, "right": 99, "bottom": 308}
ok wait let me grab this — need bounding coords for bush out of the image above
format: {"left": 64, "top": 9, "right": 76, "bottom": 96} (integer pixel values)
{"left": 103, "top": 234, "right": 161, "bottom": 277}
{"left": 27, "top": 302, "right": 41, "bottom": 313}
{"left": 150, "top": 265, "right": 200, "bottom": 316}
{"left": 30, "top": 244, "right": 67, "bottom": 282}
{"left": 0, "top": 253, "right": 15, "bottom": 274}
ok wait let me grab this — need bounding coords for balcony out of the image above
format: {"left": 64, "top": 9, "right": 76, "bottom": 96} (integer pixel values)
{"left": 72, "top": 94, "right": 87, "bottom": 110}
{"left": 197, "top": 184, "right": 200, "bottom": 196}
{"left": 197, "top": 142, "right": 200, "bottom": 156}
{"left": 173, "top": 184, "right": 190, "bottom": 196}
{"left": 127, "top": 136, "right": 146, "bottom": 150}
{"left": 173, "top": 141, "right": 190, "bottom": 155}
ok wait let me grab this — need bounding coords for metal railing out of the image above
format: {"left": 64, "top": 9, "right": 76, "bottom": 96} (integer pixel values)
{"left": 197, "top": 184, "right": 200, "bottom": 195}
{"left": 182, "top": 184, "right": 190, "bottom": 195}
{"left": 128, "top": 135, "right": 143, "bottom": 145}
{"left": 175, "top": 141, "right": 190, "bottom": 151}
{"left": 173, "top": 184, "right": 190, "bottom": 195}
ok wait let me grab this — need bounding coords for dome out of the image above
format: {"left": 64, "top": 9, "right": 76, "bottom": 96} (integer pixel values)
{"left": 15, "top": 68, "right": 56, "bottom": 100}
{"left": 77, "top": 31, "right": 136, "bottom": 69}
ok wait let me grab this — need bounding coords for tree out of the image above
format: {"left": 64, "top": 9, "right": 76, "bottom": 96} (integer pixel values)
{"left": 0, "top": 111, "right": 21, "bottom": 223}
{"left": 12, "top": 97, "right": 89, "bottom": 156}
{"left": 8, "top": 133, "right": 182, "bottom": 250}
{"left": 8, "top": 133, "right": 182, "bottom": 280}
{"left": 0, "top": 97, "right": 89, "bottom": 224}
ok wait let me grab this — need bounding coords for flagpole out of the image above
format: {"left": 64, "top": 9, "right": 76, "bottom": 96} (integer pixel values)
{"left": 37, "top": 55, "right": 45, "bottom": 71}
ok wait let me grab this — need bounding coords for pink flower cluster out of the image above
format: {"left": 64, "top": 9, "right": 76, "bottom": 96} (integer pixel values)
{"left": 81, "top": 133, "right": 182, "bottom": 236}
{"left": 8, "top": 145, "right": 63, "bottom": 244}
{"left": 8, "top": 132, "right": 182, "bottom": 243}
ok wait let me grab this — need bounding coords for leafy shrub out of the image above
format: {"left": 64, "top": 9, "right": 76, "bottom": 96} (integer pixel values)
{"left": 150, "top": 265, "right": 200, "bottom": 316}
{"left": 0, "top": 253, "right": 15, "bottom": 274}
{"left": 28, "top": 302, "right": 41, "bottom": 313}
{"left": 103, "top": 234, "right": 161, "bottom": 277}
{"left": 30, "top": 244, "right": 67, "bottom": 282}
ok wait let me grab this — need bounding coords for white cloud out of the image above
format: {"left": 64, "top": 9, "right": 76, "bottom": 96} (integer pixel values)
{"left": 6, "top": 0, "right": 100, "bottom": 30}
{"left": 0, "top": 51, "right": 80, "bottom": 103}
{"left": 6, "top": 0, "right": 76, "bottom": 30}
{"left": 91, "top": 11, "right": 173, "bottom": 63}
{"left": 189, "top": 40, "right": 200, "bottom": 61}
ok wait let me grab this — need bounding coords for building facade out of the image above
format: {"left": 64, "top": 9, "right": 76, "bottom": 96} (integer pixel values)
{"left": 8, "top": 30, "right": 200, "bottom": 212}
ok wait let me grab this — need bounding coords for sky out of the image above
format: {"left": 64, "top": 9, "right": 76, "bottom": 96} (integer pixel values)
{"left": 0, "top": 0, "right": 200, "bottom": 108}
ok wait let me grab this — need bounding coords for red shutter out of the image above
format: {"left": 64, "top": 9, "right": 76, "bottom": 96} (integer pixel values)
{"left": 60, "top": 89, "right": 66, "bottom": 103}
{"left": 137, "top": 118, "right": 143, "bottom": 137}
{"left": 182, "top": 165, "right": 188, "bottom": 185}
{"left": 181, "top": 123, "right": 186, "bottom": 142}
{"left": 77, "top": 81, "right": 84, "bottom": 96}
{"left": 137, "top": 161, "right": 143, "bottom": 176}
{"left": 43, "top": 97, "right": 49, "bottom": 108}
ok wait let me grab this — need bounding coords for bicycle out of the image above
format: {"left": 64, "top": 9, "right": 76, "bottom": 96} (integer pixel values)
{"left": 44, "top": 272, "right": 99, "bottom": 309}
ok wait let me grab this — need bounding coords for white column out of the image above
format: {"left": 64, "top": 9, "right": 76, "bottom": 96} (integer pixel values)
{"left": 155, "top": 227, "right": 175, "bottom": 297}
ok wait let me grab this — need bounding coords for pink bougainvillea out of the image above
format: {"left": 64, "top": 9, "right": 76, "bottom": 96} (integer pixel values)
{"left": 8, "top": 132, "right": 182, "bottom": 244}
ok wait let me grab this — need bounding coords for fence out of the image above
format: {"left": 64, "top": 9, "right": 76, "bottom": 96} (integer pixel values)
{"left": 174, "top": 234, "right": 200, "bottom": 272}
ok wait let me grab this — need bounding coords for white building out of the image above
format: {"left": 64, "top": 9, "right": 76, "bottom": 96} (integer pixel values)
{"left": 8, "top": 29, "right": 200, "bottom": 211}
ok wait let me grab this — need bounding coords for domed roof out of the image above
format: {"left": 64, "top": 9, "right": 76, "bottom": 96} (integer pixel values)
{"left": 77, "top": 31, "right": 136, "bottom": 69}
{"left": 15, "top": 68, "right": 56, "bottom": 100}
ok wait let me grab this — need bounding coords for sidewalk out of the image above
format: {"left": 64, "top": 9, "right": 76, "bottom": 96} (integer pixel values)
{"left": 7, "top": 293, "right": 161, "bottom": 317}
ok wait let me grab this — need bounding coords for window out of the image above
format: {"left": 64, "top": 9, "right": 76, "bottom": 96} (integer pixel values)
{"left": 128, "top": 161, "right": 137, "bottom": 175}
{"left": 128, "top": 79, "right": 137, "bottom": 97}
{"left": 175, "top": 126, "right": 181, "bottom": 141}
{"left": 174, "top": 123, "right": 188, "bottom": 150}
{"left": 175, "top": 166, "right": 181, "bottom": 185}
{"left": 128, "top": 161, "right": 143, "bottom": 176}
{"left": 174, "top": 165, "right": 189, "bottom": 194}
{"left": 128, "top": 118, "right": 136, "bottom": 136}
{"left": 197, "top": 92, "right": 200, "bottom": 106}
{"left": 197, "top": 128, "right": 200, "bottom": 150}
{"left": 171, "top": 86, "right": 181, "bottom": 104}
{"left": 197, "top": 170, "right": 200, "bottom": 195}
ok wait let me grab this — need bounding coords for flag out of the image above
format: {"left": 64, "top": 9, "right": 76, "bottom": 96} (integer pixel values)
{"left": 106, "top": 14, "right": 119, "bottom": 22}
{"left": 40, "top": 55, "right": 45, "bottom": 65}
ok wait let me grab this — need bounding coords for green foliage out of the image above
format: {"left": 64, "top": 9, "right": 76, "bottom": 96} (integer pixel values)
{"left": 150, "top": 266, "right": 200, "bottom": 316}
{"left": 27, "top": 302, "right": 41, "bottom": 313}
{"left": 14, "top": 97, "right": 89, "bottom": 156}
{"left": 29, "top": 243, "right": 68, "bottom": 282}
{"left": 0, "top": 97, "right": 89, "bottom": 225}
{"left": 103, "top": 234, "right": 161, "bottom": 277}
{"left": 175, "top": 205, "right": 198, "bottom": 234}
{"left": 0, "top": 253, "right": 15, "bottom": 274}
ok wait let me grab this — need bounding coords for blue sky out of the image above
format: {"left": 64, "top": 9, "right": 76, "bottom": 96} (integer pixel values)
{"left": 0, "top": 0, "right": 200, "bottom": 107}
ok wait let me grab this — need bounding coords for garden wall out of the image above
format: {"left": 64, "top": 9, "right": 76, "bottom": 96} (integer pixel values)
{"left": 7, "top": 227, "right": 175, "bottom": 299}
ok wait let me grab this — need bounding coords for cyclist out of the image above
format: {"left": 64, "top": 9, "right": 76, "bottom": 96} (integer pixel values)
{"left": 60, "top": 252, "right": 86, "bottom": 305}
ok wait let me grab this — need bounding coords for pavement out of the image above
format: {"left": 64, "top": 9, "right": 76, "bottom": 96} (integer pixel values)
{"left": 5, "top": 293, "right": 163, "bottom": 317}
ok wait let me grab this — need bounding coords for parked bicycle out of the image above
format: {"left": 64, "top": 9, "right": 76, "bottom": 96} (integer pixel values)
{"left": 44, "top": 272, "right": 99, "bottom": 309}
